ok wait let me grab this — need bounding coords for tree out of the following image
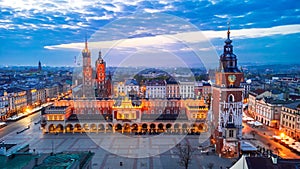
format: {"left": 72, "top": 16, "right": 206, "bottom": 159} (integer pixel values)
{"left": 175, "top": 143, "right": 194, "bottom": 169}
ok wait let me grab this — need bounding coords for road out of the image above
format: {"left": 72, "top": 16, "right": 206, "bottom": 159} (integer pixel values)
{"left": 243, "top": 122, "right": 299, "bottom": 159}
{"left": 0, "top": 111, "right": 41, "bottom": 139}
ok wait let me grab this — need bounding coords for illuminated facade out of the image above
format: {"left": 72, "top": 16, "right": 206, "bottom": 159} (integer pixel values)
{"left": 280, "top": 101, "right": 300, "bottom": 141}
{"left": 41, "top": 38, "right": 210, "bottom": 134}
{"left": 42, "top": 97, "right": 209, "bottom": 134}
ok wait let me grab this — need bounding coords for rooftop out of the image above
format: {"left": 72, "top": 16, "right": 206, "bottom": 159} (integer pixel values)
{"left": 34, "top": 151, "right": 94, "bottom": 169}
{"left": 283, "top": 101, "right": 300, "bottom": 110}
{"left": 0, "top": 154, "right": 38, "bottom": 169}
{"left": 246, "top": 157, "right": 300, "bottom": 169}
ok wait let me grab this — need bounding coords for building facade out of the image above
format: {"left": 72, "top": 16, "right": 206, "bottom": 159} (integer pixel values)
{"left": 166, "top": 78, "right": 180, "bottom": 99}
{"left": 248, "top": 89, "right": 271, "bottom": 117}
{"left": 41, "top": 97, "right": 209, "bottom": 134}
{"left": 145, "top": 80, "right": 166, "bottom": 99}
{"left": 179, "top": 81, "right": 195, "bottom": 99}
{"left": 194, "top": 81, "right": 211, "bottom": 100}
{"left": 0, "top": 92, "right": 9, "bottom": 121}
{"left": 254, "top": 97, "right": 282, "bottom": 128}
{"left": 280, "top": 101, "right": 300, "bottom": 141}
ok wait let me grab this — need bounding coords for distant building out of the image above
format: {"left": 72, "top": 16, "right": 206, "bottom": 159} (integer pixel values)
{"left": 6, "top": 88, "right": 27, "bottom": 116}
{"left": 0, "top": 91, "right": 9, "bottom": 121}
{"left": 166, "top": 78, "right": 180, "bottom": 99}
{"left": 124, "top": 78, "right": 139, "bottom": 97}
{"left": 179, "top": 81, "right": 195, "bottom": 99}
{"left": 36, "top": 86, "right": 46, "bottom": 104}
{"left": 194, "top": 81, "right": 211, "bottom": 100}
{"left": 145, "top": 79, "right": 166, "bottom": 99}
{"left": 114, "top": 81, "right": 125, "bottom": 97}
{"left": 280, "top": 101, "right": 300, "bottom": 141}
{"left": 38, "top": 61, "right": 42, "bottom": 72}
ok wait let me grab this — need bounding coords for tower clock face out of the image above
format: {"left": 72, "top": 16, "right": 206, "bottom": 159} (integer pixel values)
{"left": 228, "top": 75, "right": 236, "bottom": 83}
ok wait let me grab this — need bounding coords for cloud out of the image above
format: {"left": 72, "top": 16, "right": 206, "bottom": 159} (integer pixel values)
{"left": 44, "top": 24, "right": 300, "bottom": 51}
{"left": 86, "top": 15, "right": 114, "bottom": 21}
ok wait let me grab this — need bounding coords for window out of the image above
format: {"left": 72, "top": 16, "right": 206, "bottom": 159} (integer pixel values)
{"left": 228, "top": 94, "right": 234, "bottom": 102}
{"left": 229, "top": 113, "right": 233, "bottom": 123}
{"left": 229, "top": 130, "right": 234, "bottom": 137}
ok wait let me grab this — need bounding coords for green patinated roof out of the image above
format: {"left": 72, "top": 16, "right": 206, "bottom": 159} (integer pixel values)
{"left": 0, "top": 154, "right": 38, "bottom": 169}
{"left": 0, "top": 151, "right": 94, "bottom": 169}
{"left": 34, "top": 152, "right": 94, "bottom": 169}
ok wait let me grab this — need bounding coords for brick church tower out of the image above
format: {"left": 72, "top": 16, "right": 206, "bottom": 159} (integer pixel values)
{"left": 82, "top": 38, "right": 94, "bottom": 98}
{"left": 95, "top": 50, "right": 106, "bottom": 97}
{"left": 212, "top": 25, "right": 244, "bottom": 158}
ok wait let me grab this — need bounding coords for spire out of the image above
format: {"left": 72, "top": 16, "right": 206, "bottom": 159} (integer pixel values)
{"left": 227, "top": 20, "right": 230, "bottom": 40}
{"left": 98, "top": 49, "right": 102, "bottom": 59}
{"left": 225, "top": 20, "right": 232, "bottom": 44}
{"left": 82, "top": 34, "right": 90, "bottom": 56}
{"left": 85, "top": 35, "right": 88, "bottom": 50}
{"left": 220, "top": 20, "right": 240, "bottom": 73}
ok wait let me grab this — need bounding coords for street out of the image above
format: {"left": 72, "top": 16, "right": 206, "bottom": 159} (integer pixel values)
{"left": 243, "top": 122, "right": 299, "bottom": 158}
{"left": 0, "top": 116, "right": 235, "bottom": 169}
{"left": 0, "top": 111, "right": 41, "bottom": 139}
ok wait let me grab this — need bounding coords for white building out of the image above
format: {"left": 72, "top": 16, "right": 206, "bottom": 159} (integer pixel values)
{"left": 145, "top": 80, "right": 166, "bottom": 99}
{"left": 124, "top": 79, "right": 139, "bottom": 97}
{"left": 179, "top": 81, "right": 194, "bottom": 99}
{"left": 36, "top": 87, "right": 47, "bottom": 104}
{"left": 248, "top": 89, "right": 271, "bottom": 117}
{"left": 254, "top": 97, "right": 286, "bottom": 128}
{"left": 0, "top": 92, "right": 9, "bottom": 120}
{"left": 7, "top": 88, "right": 27, "bottom": 114}
{"left": 280, "top": 101, "right": 300, "bottom": 141}
{"left": 114, "top": 82, "right": 125, "bottom": 97}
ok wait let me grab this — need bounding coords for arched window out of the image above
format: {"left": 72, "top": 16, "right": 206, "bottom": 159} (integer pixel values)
{"left": 229, "top": 113, "right": 233, "bottom": 123}
{"left": 228, "top": 94, "right": 234, "bottom": 102}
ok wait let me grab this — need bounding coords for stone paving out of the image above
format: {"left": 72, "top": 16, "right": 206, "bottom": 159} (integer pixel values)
{"left": 1, "top": 123, "right": 235, "bottom": 169}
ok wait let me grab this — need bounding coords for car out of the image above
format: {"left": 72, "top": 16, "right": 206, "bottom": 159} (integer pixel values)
{"left": 200, "top": 149, "right": 209, "bottom": 153}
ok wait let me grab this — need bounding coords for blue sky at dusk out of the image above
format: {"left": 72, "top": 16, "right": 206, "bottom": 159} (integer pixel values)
{"left": 0, "top": 0, "right": 299, "bottom": 67}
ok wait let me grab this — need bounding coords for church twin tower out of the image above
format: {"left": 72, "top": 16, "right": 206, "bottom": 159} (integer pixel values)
{"left": 82, "top": 38, "right": 111, "bottom": 98}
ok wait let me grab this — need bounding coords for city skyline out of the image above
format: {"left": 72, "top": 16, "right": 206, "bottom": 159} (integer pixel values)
{"left": 0, "top": 0, "right": 299, "bottom": 67}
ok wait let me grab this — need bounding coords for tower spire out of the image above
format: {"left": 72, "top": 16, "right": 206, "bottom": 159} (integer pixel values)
{"left": 99, "top": 49, "right": 102, "bottom": 59}
{"left": 227, "top": 19, "right": 231, "bottom": 40}
{"left": 85, "top": 34, "right": 88, "bottom": 50}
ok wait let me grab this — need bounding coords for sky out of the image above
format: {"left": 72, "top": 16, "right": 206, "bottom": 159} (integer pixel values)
{"left": 0, "top": 0, "right": 299, "bottom": 68}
